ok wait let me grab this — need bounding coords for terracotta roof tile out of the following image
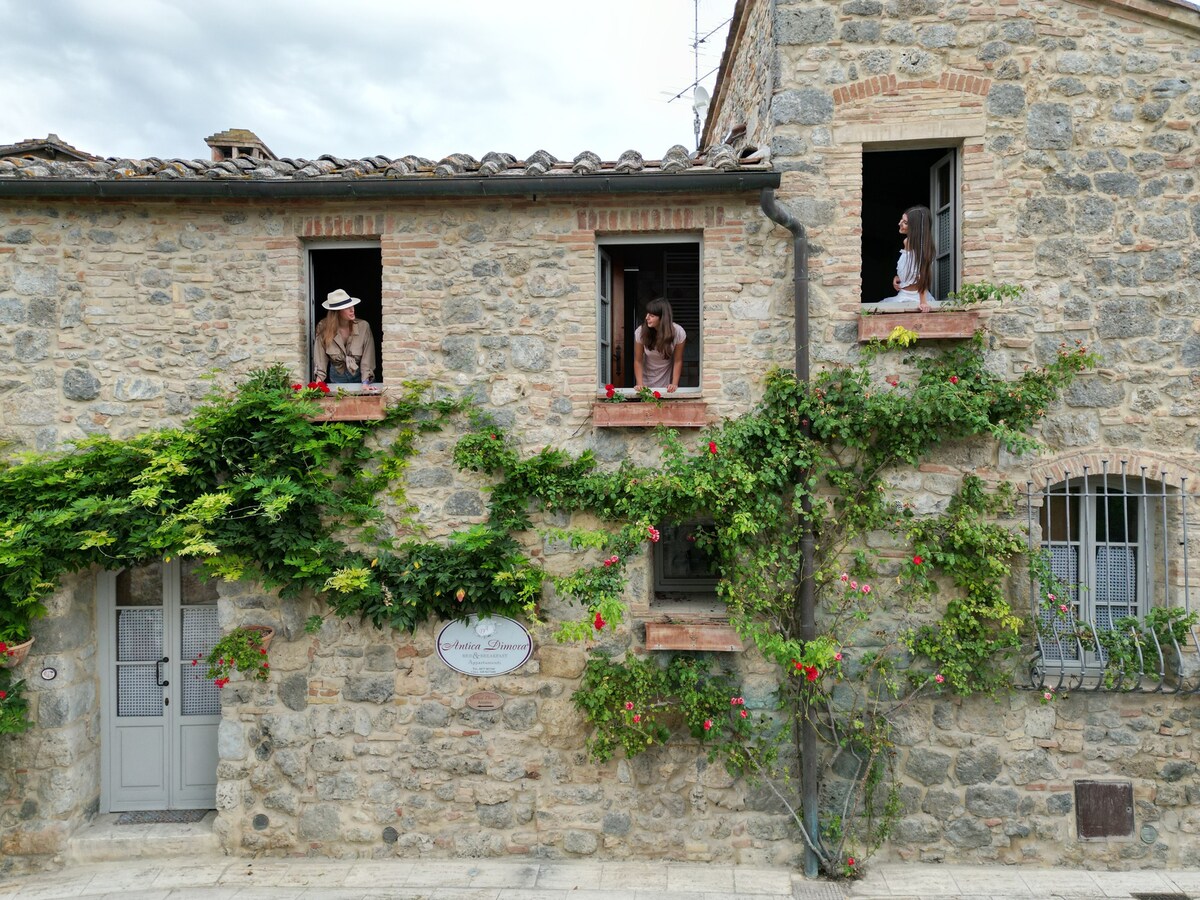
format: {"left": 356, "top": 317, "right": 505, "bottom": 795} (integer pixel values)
{"left": 0, "top": 144, "right": 768, "bottom": 183}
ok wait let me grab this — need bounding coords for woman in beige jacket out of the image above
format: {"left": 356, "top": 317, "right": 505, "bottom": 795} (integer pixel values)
{"left": 313, "top": 288, "right": 376, "bottom": 385}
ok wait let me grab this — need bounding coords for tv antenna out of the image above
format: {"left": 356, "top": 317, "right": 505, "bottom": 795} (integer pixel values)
{"left": 667, "top": 2, "right": 728, "bottom": 148}
{"left": 692, "top": 0, "right": 709, "bottom": 149}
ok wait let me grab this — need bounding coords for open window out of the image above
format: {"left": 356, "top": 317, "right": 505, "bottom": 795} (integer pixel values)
{"left": 307, "top": 242, "right": 383, "bottom": 386}
{"left": 861, "top": 146, "right": 959, "bottom": 305}
{"left": 597, "top": 237, "right": 702, "bottom": 395}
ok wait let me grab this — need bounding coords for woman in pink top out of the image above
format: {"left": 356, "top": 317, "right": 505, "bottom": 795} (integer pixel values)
{"left": 633, "top": 298, "right": 686, "bottom": 392}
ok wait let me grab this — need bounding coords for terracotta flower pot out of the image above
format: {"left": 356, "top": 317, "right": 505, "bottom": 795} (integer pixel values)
{"left": 1, "top": 637, "right": 34, "bottom": 668}
{"left": 242, "top": 625, "right": 275, "bottom": 651}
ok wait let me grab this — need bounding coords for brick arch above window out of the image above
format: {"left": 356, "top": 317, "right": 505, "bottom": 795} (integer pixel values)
{"left": 1024, "top": 449, "right": 1200, "bottom": 490}
{"left": 832, "top": 70, "right": 992, "bottom": 108}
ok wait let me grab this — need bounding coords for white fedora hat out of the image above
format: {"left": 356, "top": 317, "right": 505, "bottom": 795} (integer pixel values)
{"left": 323, "top": 289, "right": 361, "bottom": 310}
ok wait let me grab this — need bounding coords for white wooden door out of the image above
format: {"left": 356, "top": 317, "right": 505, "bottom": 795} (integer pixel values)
{"left": 99, "top": 560, "right": 221, "bottom": 811}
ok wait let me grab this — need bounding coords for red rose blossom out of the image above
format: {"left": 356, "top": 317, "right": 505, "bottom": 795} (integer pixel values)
{"left": 708, "top": 441, "right": 717, "bottom": 455}
{"left": 703, "top": 719, "right": 713, "bottom": 731}
{"left": 949, "top": 375, "right": 959, "bottom": 384}
{"left": 653, "top": 390, "right": 661, "bottom": 399}
{"left": 912, "top": 555, "right": 923, "bottom": 565}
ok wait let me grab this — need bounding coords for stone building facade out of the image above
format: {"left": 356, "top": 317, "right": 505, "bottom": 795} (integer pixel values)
{"left": 1, "top": 0, "right": 1199, "bottom": 877}
{"left": 704, "top": 0, "right": 1200, "bottom": 869}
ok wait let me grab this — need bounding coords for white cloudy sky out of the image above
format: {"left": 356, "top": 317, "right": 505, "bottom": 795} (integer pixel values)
{"left": 1, "top": 0, "right": 734, "bottom": 162}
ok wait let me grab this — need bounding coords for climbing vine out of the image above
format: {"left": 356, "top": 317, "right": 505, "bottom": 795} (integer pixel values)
{"left": 0, "top": 327, "right": 1095, "bottom": 876}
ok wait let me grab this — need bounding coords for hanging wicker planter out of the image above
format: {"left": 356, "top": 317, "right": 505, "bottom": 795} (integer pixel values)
{"left": 1, "top": 637, "right": 34, "bottom": 668}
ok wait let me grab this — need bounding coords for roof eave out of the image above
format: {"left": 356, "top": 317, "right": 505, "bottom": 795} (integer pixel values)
{"left": 0, "top": 171, "right": 781, "bottom": 200}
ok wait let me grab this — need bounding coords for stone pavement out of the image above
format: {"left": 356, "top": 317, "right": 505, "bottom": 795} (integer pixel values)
{"left": 1, "top": 858, "right": 1199, "bottom": 900}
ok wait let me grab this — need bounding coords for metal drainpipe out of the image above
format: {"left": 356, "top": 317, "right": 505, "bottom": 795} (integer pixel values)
{"left": 759, "top": 188, "right": 819, "bottom": 878}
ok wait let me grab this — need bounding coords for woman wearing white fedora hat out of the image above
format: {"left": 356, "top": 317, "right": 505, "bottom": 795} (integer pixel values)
{"left": 313, "top": 288, "right": 376, "bottom": 386}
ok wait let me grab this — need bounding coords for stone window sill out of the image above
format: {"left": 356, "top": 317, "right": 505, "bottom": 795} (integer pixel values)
{"left": 592, "top": 400, "right": 709, "bottom": 428}
{"left": 644, "top": 622, "right": 743, "bottom": 652}
{"left": 857, "top": 310, "right": 981, "bottom": 342}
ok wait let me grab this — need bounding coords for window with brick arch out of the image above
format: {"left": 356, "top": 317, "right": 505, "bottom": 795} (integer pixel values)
{"left": 596, "top": 236, "right": 702, "bottom": 395}
{"left": 861, "top": 146, "right": 959, "bottom": 304}
{"left": 1029, "top": 469, "right": 1195, "bottom": 671}
{"left": 307, "top": 242, "right": 383, "bottom": 386}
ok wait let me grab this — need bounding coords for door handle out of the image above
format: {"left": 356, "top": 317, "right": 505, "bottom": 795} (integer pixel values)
{"left": 156, "top": 656, "right": 170, "bottom": 687}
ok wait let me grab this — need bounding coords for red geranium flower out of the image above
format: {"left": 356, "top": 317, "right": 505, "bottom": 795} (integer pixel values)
{"left": 593, "top": 611, "right": 606, "bottom": 631}
{"left": 291, "top": 383, "right": 302, "bottom": 391}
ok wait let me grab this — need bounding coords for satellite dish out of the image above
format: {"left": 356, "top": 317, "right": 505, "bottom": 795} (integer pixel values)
{"left": 692, "top": 86, "right": 711, "bottom": 114}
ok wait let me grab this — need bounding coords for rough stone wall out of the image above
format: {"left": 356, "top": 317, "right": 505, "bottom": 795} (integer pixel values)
{"left": 0, "top": 196, "right": 789, "bottom": 454}
{"left": 0, "top": 191, "right": 801, "bottom": 869}
{"left": 758, "top": 0, "right": 1199, "bottom": 455}
{"left": 0, "top": 202, "right": 301, "bottom": 450}
{"left": 707, "top": 0, "right": 777, "bottom": 152}
{"left": 887, "top": 692, "right": 1200, "bottom": 867}
{"left": 213, "top": 582, "right": 797, "bottom": 865}
{"left": 703, "top": 0, "right": 1200, "bottom": 868}
{"left": 0, "top": 573, "right": 99, "bottom": 875}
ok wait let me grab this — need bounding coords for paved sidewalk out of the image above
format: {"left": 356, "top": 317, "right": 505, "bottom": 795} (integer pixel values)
{"left": 2, "top": 857, "right": 1199, "bottom": 900}
{"left": 848, "top": 862, "right": 1200, "bottom": 898}
{"left": 0, "top": 858, "right": 816, "bottom": 900}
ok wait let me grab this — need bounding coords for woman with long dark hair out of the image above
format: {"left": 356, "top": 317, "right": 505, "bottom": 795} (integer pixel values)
{"left": 878, "top": 205, "right": 937, "bottom": 311}
{"left": 633, "top": 298, "right": 686, "bottom": 392}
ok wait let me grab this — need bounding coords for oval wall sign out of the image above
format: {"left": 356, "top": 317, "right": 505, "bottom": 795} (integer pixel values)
{"left": 436, "top": 615, "right": 533, "bottom": 677}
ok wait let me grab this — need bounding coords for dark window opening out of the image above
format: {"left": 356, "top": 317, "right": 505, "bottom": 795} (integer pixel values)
{"left": 598, "top": 241, "right": 701, "bottom": 390}
{"left": 308, "top": 246, "right": 383, "bottom": 384}
{"left": 862, "top": 147, "right": 958, "bottom": 304}
{"left": 652, "top": 521, "right": 723, "bottom": 615}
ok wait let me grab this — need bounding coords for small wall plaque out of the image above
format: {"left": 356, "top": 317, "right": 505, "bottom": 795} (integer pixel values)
{"left": 466, "top": 690, "right": 505, "bottom": 711}
{"left": 436, "top": 615, "right": 533, "bottom": 677}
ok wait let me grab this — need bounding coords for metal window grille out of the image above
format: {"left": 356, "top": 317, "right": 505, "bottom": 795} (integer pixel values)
{"left": 181, "top": 606, "right": 221, "bottom": 716}
{"left": 1024, "top": 461, "right": 1200, "bottom": 693}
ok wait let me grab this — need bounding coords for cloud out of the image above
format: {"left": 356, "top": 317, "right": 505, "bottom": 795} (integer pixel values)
{"left": 1, "top": 0, "right": 732, "bottom": 161}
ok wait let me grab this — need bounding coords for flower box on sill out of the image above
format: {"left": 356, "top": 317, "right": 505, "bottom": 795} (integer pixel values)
{"left": 644, "top": 622, "right": 743, "bottom": 652}
{"left": 310, "top": 393, "right": 387, "bottom": 422}
{"left": 857, "top": 310, "right": 981, "bottom": 342}
{"left": 592, "top": 400, "right": 709, "bottom": 428}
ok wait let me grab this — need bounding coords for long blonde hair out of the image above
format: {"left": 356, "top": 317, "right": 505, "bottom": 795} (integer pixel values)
{"left": 315, "top": 311, "right": 343, "bottom": 347}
